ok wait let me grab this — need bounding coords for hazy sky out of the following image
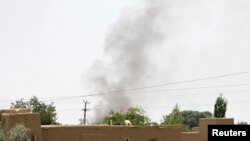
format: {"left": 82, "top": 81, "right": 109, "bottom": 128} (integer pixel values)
{"left": 1, "top": 0, "right": 250, "bottom": 124}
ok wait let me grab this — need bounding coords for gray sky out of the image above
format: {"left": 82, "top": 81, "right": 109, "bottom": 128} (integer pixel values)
{"left": 1, "top": 0, "right": 250, "bottom": 124}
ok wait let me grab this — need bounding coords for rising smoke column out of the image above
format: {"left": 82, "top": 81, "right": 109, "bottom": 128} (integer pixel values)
{"left": 86, "top": 0, "right": 166, "bottom": 122}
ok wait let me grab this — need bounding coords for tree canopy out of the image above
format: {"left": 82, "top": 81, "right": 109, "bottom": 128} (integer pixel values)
{"left": 214, "top": 94, "right": 227, "bottom": 118}
{"left": 10, "top": 96, "right": 57, "bottom": 125}
{"left": 181, "top": 110, "right": 212, "bottom": 129}
{"left": 103, "top": 107, "right": 151, "bottom": 125}
{"left": 161, "top": 104, "right": 183, "bottom": 125}
{"left": 161, "top": 104, "right": 212, "bottom": 129}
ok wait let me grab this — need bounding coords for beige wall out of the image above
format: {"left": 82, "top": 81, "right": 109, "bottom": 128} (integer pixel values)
{"left": 181, "top": 132, "right": 199, "bottom": 141}
{"left": 41, "top": 125, "right": 181, "bottom": 141}
{"left": 1, "top": 112, "right": 42, "bottom": 141}
{"left": 0, "top": 109, "right": 236, "bottom": 141}
{"left": 0, "top": 109, "right": 31, "bottom": 121}
{"left": 199, "top": 118, "right": 234, "bottom": 141}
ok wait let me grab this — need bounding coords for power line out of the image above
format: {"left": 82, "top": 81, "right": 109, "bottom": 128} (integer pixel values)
{"left": 59, "top": 111, "right": 83, "bottom": 123}
{"left": 25, "top": 82, "right": 250, "bottom": 102}
{"left": 51, "top": 87, "right": 250, "bottom": 107}
{"left": 91, "top": 83, "right": 250, "bottom": 95}
{"left": 61, "top": 98, "right": 250, "bottom": 111}
{"left": 1, "top": 82, "right": 250, "bottom": 103}
{"left": 47, "top": 70, "right": 250, "bottom": 98}
{"left": 1, "top": 70, "right": 250, "bottom": 102}
{"left": 85, "top": 70, "right": 250, "bottom": 94}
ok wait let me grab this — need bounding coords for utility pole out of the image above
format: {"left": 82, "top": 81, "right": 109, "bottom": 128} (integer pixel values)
{"left": 82, "top": 100, "right": 90, "bottom": 125}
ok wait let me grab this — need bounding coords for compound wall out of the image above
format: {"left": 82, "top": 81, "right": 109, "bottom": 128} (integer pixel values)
{"left": 199, "top": 118, "right": 234, "bottom": 141}
{"left": 0, "top": 109, "right": 235, "bottom": 141}
{"left": 181, "top": 132, "right": 199, "bottom": 141}
{"left": 41, "top": 125, "right": 181, "bottom": 141}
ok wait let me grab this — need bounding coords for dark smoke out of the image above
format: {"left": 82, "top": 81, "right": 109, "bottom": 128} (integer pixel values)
{"left": 86, "top": 0, "right": 166, "bottom": 122}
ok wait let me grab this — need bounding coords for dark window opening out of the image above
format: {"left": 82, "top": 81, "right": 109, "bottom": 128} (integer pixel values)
{"left": 149, "top": 138, "right": 157, "bottom": 141}
{"left": 125, "top": 137, "right": 130, "bottom": 141}
{"left": 2, "top": 118, "right": 5, "bottom": 124}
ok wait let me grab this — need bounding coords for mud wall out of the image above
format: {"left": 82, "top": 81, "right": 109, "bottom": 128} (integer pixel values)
{"left": 41, "top": 125, "right": 181, "bottom": 141}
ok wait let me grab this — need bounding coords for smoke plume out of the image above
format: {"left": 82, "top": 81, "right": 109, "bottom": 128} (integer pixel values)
{"left": 86, "top": 0, "right": 166, "bottom": 122}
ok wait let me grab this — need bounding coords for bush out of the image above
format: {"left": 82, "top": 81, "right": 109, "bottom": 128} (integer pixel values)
{"left": 0, "top": 124, "right": 30, "bottom": 141}
{"left": 0, "top": 126, "right": 6, "bottom": 141}
{"left": 8, "top": 124, "right": 30, "bottom": 141}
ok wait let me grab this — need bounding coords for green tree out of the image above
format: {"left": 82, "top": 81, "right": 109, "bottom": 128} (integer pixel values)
{"left": 11, "top": 96, "right": 57, "bottom": 125}
{"left": 162, "top": 104, "right": 183, "bottom": 125}
{"left": 103, "top": 107, "right": 151, "bottom": 125}
{"left": 9, "top": 98, "right": 28, "bottom": 109}
{"left": 214, "top": 94, "right": 227, "bottom": 118}
{"left": 125, "top": 107, "right": 151, "bottom": 125}
{"left": 103, "top": 110, "right": 125, "bottom": 125}
{"left": 181, "top": 111, "right": 212, "bottom": 129}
